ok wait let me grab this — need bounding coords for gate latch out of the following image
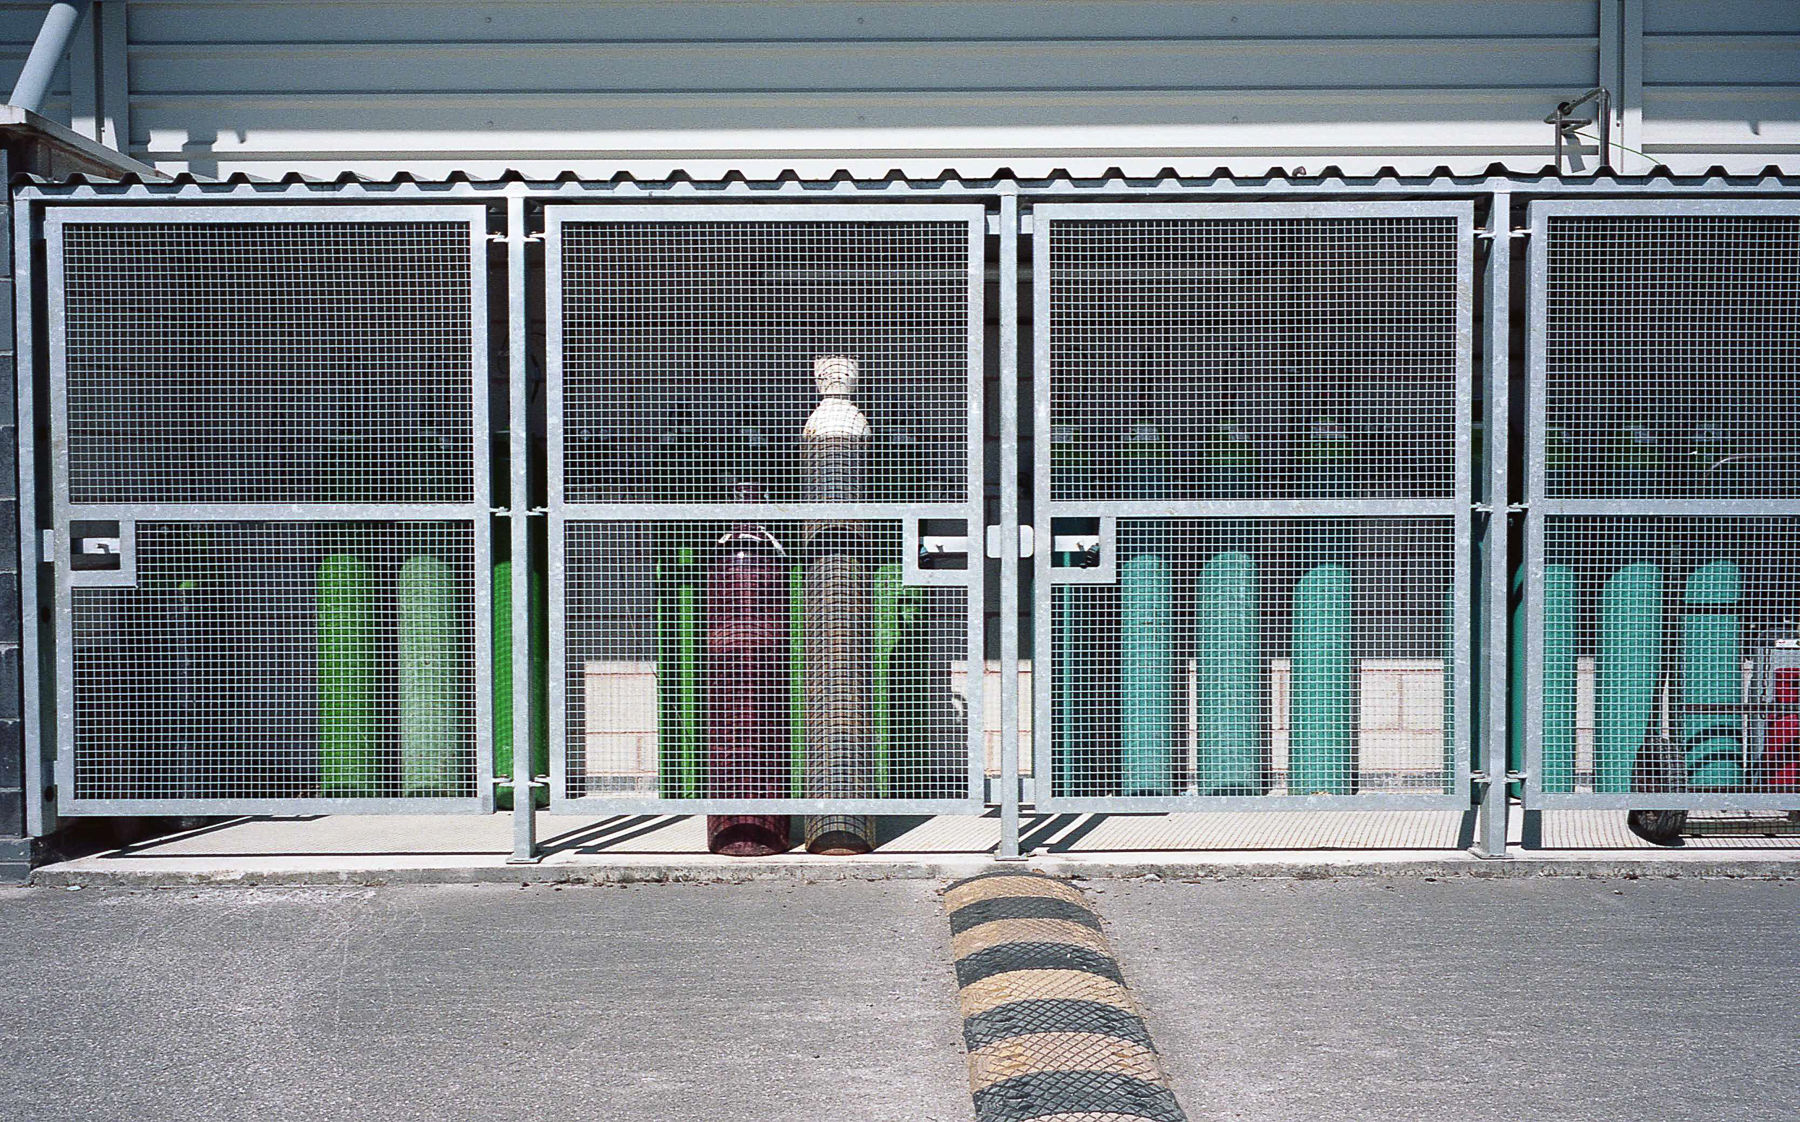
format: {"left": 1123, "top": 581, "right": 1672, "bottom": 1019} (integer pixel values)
{"left": 905, "top": 519, "right": 971, "bottom": 586}
{"left": 68, "top": 519, "right": 137, "bottom": 588}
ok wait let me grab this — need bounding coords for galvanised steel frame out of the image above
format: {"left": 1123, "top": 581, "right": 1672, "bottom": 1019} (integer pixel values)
{"left": 1521, "top": 197, "right": 1800, "bottom": 814}
{"left": 38, "top": 203, "right": 496, "bottom": 817}
{"left": 541, "top": 202, "right": 991, "bottom": 817}
{"left": 14, "top": 171, "right": 1800, "bottom": 858}
{"left": 1027, "top": 199, "right": 1478, "bottom": 815}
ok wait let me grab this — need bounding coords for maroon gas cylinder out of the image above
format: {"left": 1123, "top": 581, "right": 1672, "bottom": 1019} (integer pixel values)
{"left": 704, "top": 506, "right": 792, "bottom": 856}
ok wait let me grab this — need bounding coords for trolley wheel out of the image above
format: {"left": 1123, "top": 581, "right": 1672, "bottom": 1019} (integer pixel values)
{"left": 1626, "top": 735, "right": 1687, "bottom": 846}
{"left": 1626, "top": 808, "right": 1689, "bottom": 846}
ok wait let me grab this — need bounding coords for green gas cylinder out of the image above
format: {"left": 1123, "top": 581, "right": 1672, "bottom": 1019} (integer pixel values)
{"left": 656, "top": 545, "right": 704, "bottom": 800}
{"left": 872, "top": 562, "right": 926, "bottom": 797}
{"left": 399, "top": 554, "right": 462, "bottom": 797}
{"left": 493, "top": 556, "right": 549, "bottom": 810}
{"left": 789, "top": 563, "right": 806, "bottom": 799}
{"left": 318, "top": 553, "right": 376, "bottom": 797}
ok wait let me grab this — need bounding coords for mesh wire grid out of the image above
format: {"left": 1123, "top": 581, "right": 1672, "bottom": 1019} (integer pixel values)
{"left": 562, "top": 520, "right": 971, "bottom": 802}
{"left": 69, "top": 521, "right": 480, "bottom": 802}
{"left": 58, "top": 220, "right": 477, "bottom": 504}
{"left": 1045, "top": 214, "right": 1461, "bottom": 501}
{"left": 1536, "top": 515, "right": 1800, "bottom": 798}
{"left": 1541, "top": 214, "right": 1800, "bottom": 499}
{"left": 557, "top": 219, "right": 972, "bottom": 503}
{"left": 1049, "top": 518, "right": 1457, "bottom": 800}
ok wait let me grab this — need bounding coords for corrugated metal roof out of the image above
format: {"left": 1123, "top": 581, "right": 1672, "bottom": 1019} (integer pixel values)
{"left": 17, "top": 163, "right": 1800, "bottom": 193}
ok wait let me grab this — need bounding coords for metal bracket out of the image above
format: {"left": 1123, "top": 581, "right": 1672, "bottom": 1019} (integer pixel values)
{"left": 985, "top": 524, "right": 1035, "bottom": 559}
{"left": 1545, "top": 86, "right": 1611, "bottom": 173}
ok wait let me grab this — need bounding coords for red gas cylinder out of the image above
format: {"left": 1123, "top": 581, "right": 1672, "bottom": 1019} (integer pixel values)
{"left": 1764, "top": 668, "right": 1800, "bottom": 791}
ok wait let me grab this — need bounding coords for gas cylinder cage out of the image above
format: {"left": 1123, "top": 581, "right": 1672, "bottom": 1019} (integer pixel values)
{"left": 1522, "top": 198, "right": 1800, "bottom": 814}
{"left": 12, "top": 171, "right": 1800, "bottom": 857}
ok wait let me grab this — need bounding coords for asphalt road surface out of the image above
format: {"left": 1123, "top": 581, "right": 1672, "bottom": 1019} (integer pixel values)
{"left": 2, "top": 876, "right": 1796, "bottom": 1121}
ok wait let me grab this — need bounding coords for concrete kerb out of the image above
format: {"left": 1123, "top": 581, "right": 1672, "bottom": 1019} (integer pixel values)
{"left": 25, "top": 850, "right": 1800, "bottom": 888}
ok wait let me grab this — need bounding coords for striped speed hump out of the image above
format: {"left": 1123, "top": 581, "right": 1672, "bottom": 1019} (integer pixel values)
{"left": 943, "top": 871, "right": 1187, "bottom": 1122}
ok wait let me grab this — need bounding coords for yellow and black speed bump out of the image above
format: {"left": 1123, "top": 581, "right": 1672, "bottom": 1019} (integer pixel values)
{"left": 943, "top": 871, "right": 1187, "bottom": 1122}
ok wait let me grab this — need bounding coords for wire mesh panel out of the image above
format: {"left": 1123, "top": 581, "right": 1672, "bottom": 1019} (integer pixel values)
{"left": 554, "top": 207, "right": 980, "bottom": 504}
{"left": 559, "top": 520, "right": 972, "bottom": 809}
{"left": 1541, "top": 209, "right": 1800, "bottom": 500}
{"left": 69, "top": 522, "right": 480, "bottom": 804}
{"left": 1530, "top": 515, "right": 1800, "bottom": 805}
{"left": 1032, "top": 202, "right": 1473, "bottom": 811}
{"left": 546, "top": 204, "right": 988, "bottom": 817}
{"left": 1043, "top": 206, "right": 1464, "bottom": 502}
{"left": 57, "top": 215, "right": 478, "bottom": 504}
{"left": 46, "top": 205, "right": 493, "bottom": 815}
{"left": 1047, "top": 519, "right": 1458, "bottom": 805}
{"left": 1526, "top": 200, "right": 1800, "bottom": 811}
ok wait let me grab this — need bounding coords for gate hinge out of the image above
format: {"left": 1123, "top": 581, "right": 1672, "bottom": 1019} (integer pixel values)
{"left": 990, "top": 212, "right": 1033, "bottom": 235}
{"left": 1476, "top": 228, "right": 1531, "bottom": 240}
{"left": 490, "top": 232, "right": 543, "bottom": 243}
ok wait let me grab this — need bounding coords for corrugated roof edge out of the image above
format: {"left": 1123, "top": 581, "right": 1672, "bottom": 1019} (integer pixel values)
{"left": 14, "top": 162, "right": 1800, "bottom": 192}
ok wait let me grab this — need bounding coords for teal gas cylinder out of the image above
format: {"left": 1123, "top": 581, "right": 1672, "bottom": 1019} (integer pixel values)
{"left": 1194, "top": 423, "right": 1264, "bottom": 795}
{"left": 1289, "top": 416, "right": 1355, "bottom": 796}
{"left": 1119, "top": 422, "right": 1174, "bottom": 796}
{"left": 1596, "top": 424, "right": 1665, "bottom": 794}
{"left": 1682, "top": 423, "right": 1744, "bottom": 789}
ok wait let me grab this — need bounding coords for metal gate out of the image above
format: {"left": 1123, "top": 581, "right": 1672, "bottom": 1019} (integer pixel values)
{"left": 1523, "top": 199, "right": 1800, "bottom": 811}
{"left": 544, "top": 203, "right": 990, "bottom": 816}
{"left": 1030, "top": 201, "right": 1475, "bottom": 811}
{"left": 45, "top": 205, "right": 494, "bottom": 815}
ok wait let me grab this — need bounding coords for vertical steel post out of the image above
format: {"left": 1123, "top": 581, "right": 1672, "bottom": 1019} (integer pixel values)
{"left": 14, "top": 192, "right": 51, "bottom": 838}
{"left": 98, "top": 2, "right": 129, "bottom": 153}
{"left": 506, "top": 191, "right": 538, "bottom": 863}
{"left": 996, "top": 191, "right": 1022, "bottom": 860}
{"left": 1477, "top": 191, "right": 1512, "bottom": 858}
